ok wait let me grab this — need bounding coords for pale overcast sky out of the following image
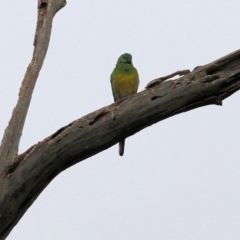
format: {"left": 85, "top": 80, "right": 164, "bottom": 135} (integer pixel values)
{"left": 1, "top": 1, "right": 240, "bottom": 239}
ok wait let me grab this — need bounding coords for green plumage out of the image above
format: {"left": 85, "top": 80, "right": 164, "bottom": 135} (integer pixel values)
{"left": 110, "top": 53, "right": 139, "bottom": 156}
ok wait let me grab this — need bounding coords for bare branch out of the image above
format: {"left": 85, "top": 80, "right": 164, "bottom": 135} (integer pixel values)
{"left": 0, "top": 49, "right": 240, "bottom": 239}
{"left": 0, "top": 0, "right": 66, "bottom": 167}
{"left": 145, "top": 69, "right": 191, "bottom": 88}
{"left": 0, "top": 1, "right": 66, "bottom": 239}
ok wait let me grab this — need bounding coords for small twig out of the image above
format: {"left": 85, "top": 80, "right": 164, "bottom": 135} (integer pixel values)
{"left": 145, "top": 69, "right": 190, "bottom": 89}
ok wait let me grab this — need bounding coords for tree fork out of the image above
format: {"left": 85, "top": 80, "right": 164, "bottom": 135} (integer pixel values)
{"left": 0, "top": 2, "right": 240, "bottom": 239}
{"left": 1, "top": 48, "right": 240, "bottom": 239}
{"left": 0, "top": 1, "right": 66, "bottom": 239}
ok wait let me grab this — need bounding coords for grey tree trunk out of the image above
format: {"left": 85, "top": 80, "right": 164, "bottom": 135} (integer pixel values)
{"left": 0, "top": 1, "right": 240, "bottom": 239}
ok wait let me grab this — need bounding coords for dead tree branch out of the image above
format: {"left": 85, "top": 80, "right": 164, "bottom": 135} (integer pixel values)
{"left": 0, "top": 0, "right": 66, "bottom": 239}
{"left": 1, "top": 48, "right": 240, "bottom": 239}
{"left": 1, "top": 2, "right": 240, "bottom": 239}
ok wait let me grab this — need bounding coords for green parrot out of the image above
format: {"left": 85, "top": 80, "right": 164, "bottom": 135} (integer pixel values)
{"left": 110, "top": 53, "right": 139, "bottom": 156}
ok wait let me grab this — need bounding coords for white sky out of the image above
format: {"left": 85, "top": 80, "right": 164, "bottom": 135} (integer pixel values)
{"left": 1, "top": 1, "right": 240, "bottom": 239}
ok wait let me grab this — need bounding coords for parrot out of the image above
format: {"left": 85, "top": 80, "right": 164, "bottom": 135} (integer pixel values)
{"left": 110, "top": 53, "right": 139, "bottom": 156}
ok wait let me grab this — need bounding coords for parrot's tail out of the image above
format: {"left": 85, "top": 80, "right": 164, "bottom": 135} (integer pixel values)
{"left": 119, "top": 139, "right": 125, "bottom": 156}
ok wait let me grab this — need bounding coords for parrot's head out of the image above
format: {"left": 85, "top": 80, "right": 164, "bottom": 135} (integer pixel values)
{"left": 117, "top": 53, "right": 133, "bottom": 65}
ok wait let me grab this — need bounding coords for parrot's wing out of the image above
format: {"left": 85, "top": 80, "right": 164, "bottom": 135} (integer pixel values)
{"left": 110, "top": 73, "right": 117, "bottom": 102}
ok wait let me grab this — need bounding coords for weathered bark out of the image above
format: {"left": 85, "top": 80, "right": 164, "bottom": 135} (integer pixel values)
{"left": 1, "top": 48, "right": 240, "bottom": 240}
{"left": 0, "top": 2, "right": 240, "bottom": 240}
{"left": 0, "top": 0, "right": 66, "bottom": 239}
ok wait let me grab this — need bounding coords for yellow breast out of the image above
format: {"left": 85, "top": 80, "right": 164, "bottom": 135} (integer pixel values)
{"left": 112, "top": 73, "right": 138, "bottom": 99}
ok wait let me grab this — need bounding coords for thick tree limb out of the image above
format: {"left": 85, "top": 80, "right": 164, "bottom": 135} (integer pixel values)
{"left": 1, "top": 48, "right": 240, "bottom": 239}
{"left": 0, "top": 1, "right": 66, "bottom": 239}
